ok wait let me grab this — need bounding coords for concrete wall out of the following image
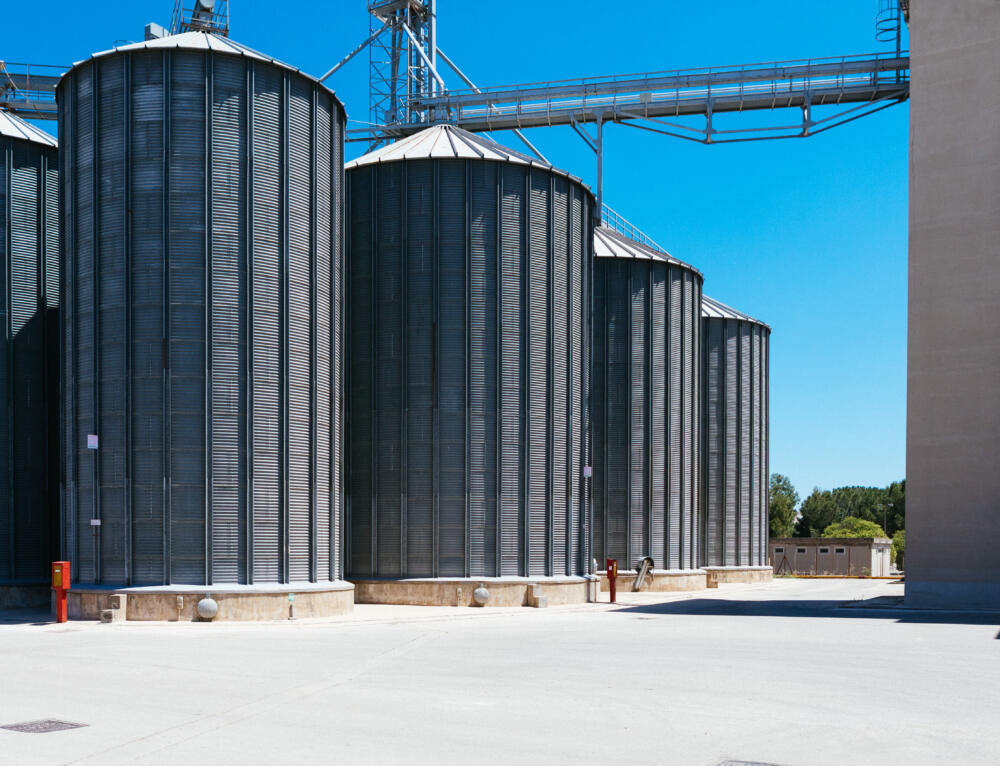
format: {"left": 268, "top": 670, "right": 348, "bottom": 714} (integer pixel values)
{"left": 906, "top": 1, "right": 1000, "bottom": 608}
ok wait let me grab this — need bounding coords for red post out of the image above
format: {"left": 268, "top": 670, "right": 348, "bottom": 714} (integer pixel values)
{"left": 606, "top": 558, "right": 618, "bottom": 604}
{"left": 51, "top": 561, "right": 70, "bottom": 623}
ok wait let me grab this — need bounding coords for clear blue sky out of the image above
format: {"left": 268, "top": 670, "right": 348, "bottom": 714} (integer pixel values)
{"left": 7, "top": 1, "right": 909, "bottom": 502}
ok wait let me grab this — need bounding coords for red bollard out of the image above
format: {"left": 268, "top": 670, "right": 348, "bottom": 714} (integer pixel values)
{"left": 51, "top": 561, "right": 70, "bottom": 623}
{"left": 606, "top": 558, "right": 618, "bottom": 604}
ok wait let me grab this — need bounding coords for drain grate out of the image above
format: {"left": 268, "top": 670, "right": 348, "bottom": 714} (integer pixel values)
{"left": 1, "top": 719, "right": 87, "bottom": 734}
{"left": 718, "top": 761, "right": 786, "bottom": 766}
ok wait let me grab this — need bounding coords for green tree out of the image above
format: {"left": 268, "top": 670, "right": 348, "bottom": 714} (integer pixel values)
{"left": 795, "top": 488, "right": 839, "bottom": 536}
{"left": 892, "top": 529, "right": 906, "bottom": 568}
{"left": 769, "top": 473, "right": 798, "bottom": 538}
{"left": 822, "top": 516, "right": 887, "bottom": 538}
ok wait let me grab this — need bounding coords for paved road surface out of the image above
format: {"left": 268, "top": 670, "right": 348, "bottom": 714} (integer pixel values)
{"left": 0, "top": 578, "right": 997, "bottom": 765}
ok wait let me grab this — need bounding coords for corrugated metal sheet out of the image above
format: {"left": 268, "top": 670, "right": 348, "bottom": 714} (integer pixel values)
{"left": 346, "top": 132, "right": 594, "bottom": 579}
{"left": 1, "top": 111, "right": 59, "bottom": 582}
{"left": 701, "top": 295, "right": 770, "bottom": 567}
{"left": 59, "top": 43, "right": 345, "bottom": 586}
{"left": 592, "top": 226, "right": 702, "bottom": 571}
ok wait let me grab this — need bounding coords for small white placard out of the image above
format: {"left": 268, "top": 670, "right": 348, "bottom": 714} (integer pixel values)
{"left": 87, "top": 434, "right": 99, "bottom": 450}
{"left": 583, "top": 465, "right": 593, "bottom": 478}
{"left": 90, "top": 519, "right": 102, "bottom": 526}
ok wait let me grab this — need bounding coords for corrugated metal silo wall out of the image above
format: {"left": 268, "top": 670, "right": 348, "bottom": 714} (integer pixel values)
{"left": 59, "top": 49, "right": 345, "bottom": 585}
{"left": 346, "top": 159, "right": 593, "bottom": 578}
{"left": 592, "top": 257, "right": 702, "bottom": 570}
{"left": 701, "top": 316, "right": 769, "bottom": 566}
{"left": 0, "top": 134, "right": 60, "bottom": 581}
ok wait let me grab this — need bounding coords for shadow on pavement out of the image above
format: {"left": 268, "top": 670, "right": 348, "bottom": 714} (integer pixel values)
{"left": 613, "top": 597, "right": 1000, "bottom": 626}
{"left": 0, "top": 607, "right": 54, "bottom": 626}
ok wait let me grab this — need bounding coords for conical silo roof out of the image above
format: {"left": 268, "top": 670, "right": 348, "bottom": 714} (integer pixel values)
{"left": 0, "top": 108, "right": 57, "bottom": 147}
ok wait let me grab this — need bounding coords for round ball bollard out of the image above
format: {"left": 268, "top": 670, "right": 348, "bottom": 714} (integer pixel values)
{"left": 472, "top": 584, "right": 490, "bottom": 607}
{"left": 197, "top": 597, "right": 219, "bottom": 621}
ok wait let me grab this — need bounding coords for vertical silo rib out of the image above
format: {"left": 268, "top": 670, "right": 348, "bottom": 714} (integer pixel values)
{"left": 739, "top": 321, "right": 751, "bottom": 565}
{"left": 682, "top": 273, "right": 692, "bottom": 568}
{"left": 405, "top": 160, "right": 433, "bottom": 577}
{"left": 1, "top": 141, "right": 9, "bottom": 579}
{"left": 437, "top": 160, "right": 465, "bottom": 577}
{"left": 316, "top": 91, "right": 332, "bottom": 582}
{"left": 280, "top": 73, "right": 289, "bottom": 584}
{"left": 167, "top": 51, "right": 207, "bottom": 584}
{"left": 73, "top": 63, "right": 95, "bottom": 583}
{"left": 129, "top": 53, "right": 165, "bottom": 583}
{"left": 245, "top": 60, "right": 254, "bottom": 583}
{"left": 309, "top": 89, "right": 318, "bottom": 583}
{"left": 646, "top": 267, "right": 653, "bottom": 566}
{"left": 251, "top": 63, "right": 280, "bottom": 583}
{"left": 527, "top": 169, "right": 549, "bottom": 577}
{"left": 668, "top": 270, "right": 681, "bottom": 569}
{"left": 651, "top": 266, "right": 666, "bottom": 567}
{"left": 210, "top": 54, "right": 245, "bottom": 584}
{"left": 287, "top": 76, "right": 312, "bottom": 582}
{"left": 395, "top": 162, "right": 405, "bottom": 577}
{"left": 499, "top": 163, "right": 522, "bottom": 576}
{"left": 494, "top": 164, "right": 502, "bottom": 577}
{"left": 347, "top": 167, "right": 372, "bottom": 576}
{"left": 751, "top": 326, "right": 760, "bottom": 566}
{"left": 431, "top": 163, "right": 440, "bottom": 579}
{"left": 204, "top": 53, "right": 213, "bottom": 584}
{"left": 629, "top": 261, "right": 645, "bottom": 568}
{"left": 122, "top": 57, "right": 132, "bottom": 583}
{"left": 551, "top": 177, "right": 568, "bottom": 576}
{"left": 468, "top": 161, "right": 496, "bottom": 576}
{"left": 464, "top": 162, "right": 471, "bottom": 578}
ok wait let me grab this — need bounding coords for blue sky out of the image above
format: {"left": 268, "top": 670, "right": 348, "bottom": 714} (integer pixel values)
{"left": 7, "top": 1, "right": 908, "bottom": 502}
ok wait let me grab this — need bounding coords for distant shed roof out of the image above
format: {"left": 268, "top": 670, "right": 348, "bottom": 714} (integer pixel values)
{"left": 0, "top": 108, "right": 57, "bottom": 148}
{"left": 593, "top": 225, "right": 701, "bottom": 275}
{"left": 346, "top": 124, "right": 592, "bottom": 194}
{"left": 702, "top": 294, "right": 770, "bottom": 330}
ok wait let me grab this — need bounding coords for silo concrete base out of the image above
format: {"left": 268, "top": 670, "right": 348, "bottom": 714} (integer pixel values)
{"left": 598, "top": 568, "right": 708, "bottom": 592}
{"left": 350, "top": 576, "right": 599, "bottom": 607}
{"left": 702, "top": 566, "right": 773, "bottom": 587}
{"left": 0, "top": 582, "right": 51, "bottom": 609}
{"left": 63, "top": 581, "right": 355, "bottom": 622}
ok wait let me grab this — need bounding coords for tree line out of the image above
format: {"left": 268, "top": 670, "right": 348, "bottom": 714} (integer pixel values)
{"left": 769, "top": 474, "right": 905, "bottom": 540}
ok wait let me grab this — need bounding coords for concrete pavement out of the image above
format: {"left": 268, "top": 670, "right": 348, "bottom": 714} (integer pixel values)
{"left": 0, "top": 578, "right": 997, "bottom": 765}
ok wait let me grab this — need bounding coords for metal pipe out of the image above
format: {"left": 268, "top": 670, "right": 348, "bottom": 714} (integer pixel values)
{"left": 320, "top": 22, "right": 390, "bottom": 83}
{"left": 401, "top": 24, "right": 445, "bottom": 89}
{"left": 428, "top": 0, "right": 437, "bottom": 96}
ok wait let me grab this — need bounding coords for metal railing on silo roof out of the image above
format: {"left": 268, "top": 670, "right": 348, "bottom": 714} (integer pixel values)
{"left": 600, "top": 204, "right": 666, "bottom": 254}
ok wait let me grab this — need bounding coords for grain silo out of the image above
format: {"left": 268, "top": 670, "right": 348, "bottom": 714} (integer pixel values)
{"left": 0, "top": 110, "right": 59, "bottom": 606}
{"left": 58, "top": 32, "right": 350, "bottom": 620}
{"left": 345, "top": 124, "right": 596, "bottom": 606}
{"left": 591, "top": 225, "right": 705, "bottom": 592}
{"left": 700, "top": 295, "right": 771, "bottom": 584}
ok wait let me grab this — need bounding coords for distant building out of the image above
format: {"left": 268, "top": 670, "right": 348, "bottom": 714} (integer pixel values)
{"left": 769, "top": 538, "right": 892, "bottom": 577}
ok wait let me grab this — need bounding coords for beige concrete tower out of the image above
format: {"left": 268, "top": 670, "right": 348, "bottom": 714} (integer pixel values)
{"left": 906, "top": 1, "right": 1000, "bottom": 608}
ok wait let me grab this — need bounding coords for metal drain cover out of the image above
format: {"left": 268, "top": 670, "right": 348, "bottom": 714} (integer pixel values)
{"left": 1, "top": 719, "right": 87, "bottom": 734}
{"left": 718, "top": 761, "right": 786, "bottom": 766}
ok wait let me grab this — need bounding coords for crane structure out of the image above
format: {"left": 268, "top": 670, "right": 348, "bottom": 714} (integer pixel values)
{"left": 0, "top": 0, "right": 909, "bottom": 213}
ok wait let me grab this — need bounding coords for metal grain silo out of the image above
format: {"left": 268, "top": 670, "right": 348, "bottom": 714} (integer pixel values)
{"left": 346, "top": 125, "right": 594, "bottom": 604}
{"left": 592, "top": 225, "right": 703, "bottom": 588}
{"left": 701, "top": 296, "right": 770, "bottom": 577}
{"left": 0, "top": 110, "right": 59, "bottom": 594}
{"left": 58, "top": 32, "right": 348, "bottom": 605}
